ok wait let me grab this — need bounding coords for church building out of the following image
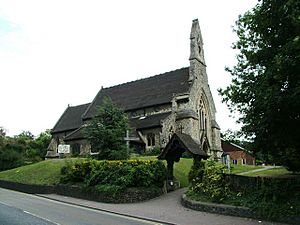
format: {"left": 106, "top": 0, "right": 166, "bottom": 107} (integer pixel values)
{"left": 47, "top": 19, "right": 223, "bottom": 160}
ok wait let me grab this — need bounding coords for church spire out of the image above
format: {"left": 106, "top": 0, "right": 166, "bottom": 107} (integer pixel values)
{"left": 189, "top": 19, "right": 205, "bottom": 65}
{"left": 189, "top": 19, "right": 206, "bottom": 82}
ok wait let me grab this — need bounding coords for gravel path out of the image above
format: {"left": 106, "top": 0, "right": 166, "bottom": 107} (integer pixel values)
{"left": 237, "top": 166, "right": 276, "bottom": 175}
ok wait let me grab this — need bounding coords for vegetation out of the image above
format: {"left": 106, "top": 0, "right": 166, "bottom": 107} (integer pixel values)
{"left": 246, "top": 167, "right": 300, "bottom": 177}
{"left": 60, "top": 159, "right": 166, "bottom": 196}
{"left": 0, "top": 159, "right": 65, "bottom": 185}
{"left": 84, "top": 98, "right": 129, "bottom": 160}
{"left": 188, "top": 160, "right": 229, "bottom": 203}
{"left": 142, "top": 147, "right": 161, "bottom": 156}
{"left": 219, "top": 0, "right": 300, "bottom": 171}
{"left": 229, "top": 164, "right": 263, "bottom": 174}
{"left": 0, "top": 130, "right": 51, "bottom": 171}
{"left": 187, "top": 160, "right": 300, "bottom": 221}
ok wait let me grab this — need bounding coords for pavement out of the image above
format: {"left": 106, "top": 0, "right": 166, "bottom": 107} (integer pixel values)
{"left": 38, "top": 188, "right": 285, "bottom": 225}
{"left": 237, "top": 166, "right": 276, "bottom": 175}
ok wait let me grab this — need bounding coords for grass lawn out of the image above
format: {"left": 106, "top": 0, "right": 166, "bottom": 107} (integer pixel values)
{"left": 246, "top": 167, "right": 300, "bottom": 177}
{"left": 229, "top": 164, "right": 263, "bottom": 174}
{"left": 0, "top": 159, "right": 68, "bottom": 185}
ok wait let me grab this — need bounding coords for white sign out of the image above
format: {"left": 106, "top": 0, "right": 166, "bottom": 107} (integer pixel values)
{"left": 58, "top": 144, "right": 70, "bottom": 154}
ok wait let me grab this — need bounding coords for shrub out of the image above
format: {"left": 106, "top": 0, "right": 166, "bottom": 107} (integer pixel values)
{"left": 60, "top": 159, "right": 167, "bottom": 190}
{"left": 188, "top": 160, "right": 229, "bottom": 203}
{"left": 143, "top": 147, "right": 161, "bottom": 156}
{"left": 60, "top": 159, "right": 93, "bottom": 183}
{"left": 188, "top": 159, "right": 205, "bottom": 186}
{"left": 0, "top": 148, "right": 24, "bottom": 171}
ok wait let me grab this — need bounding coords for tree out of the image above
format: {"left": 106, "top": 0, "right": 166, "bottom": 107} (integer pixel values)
{"left": 84, "top": 97, "right": 129, "bottom": 160}
{"left": 33, "top": 130, "right": 52, "bottom": 158}
{"left": 0, "top": 127, "right": 6, "bottom": 137}
{"left": 219, "top": 0, "right": 300, "bottom": 171}
{"left": 221, "top": 129, "right": 251, "bottom": 149}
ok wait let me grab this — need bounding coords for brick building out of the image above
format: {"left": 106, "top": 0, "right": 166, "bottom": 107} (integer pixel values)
{"left": 221, "top": 140, "right": 256, "bottom": 165}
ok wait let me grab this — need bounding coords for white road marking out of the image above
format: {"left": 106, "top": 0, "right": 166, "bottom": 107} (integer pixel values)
{"left": 23, "top": 210, "right": 61, "bottom": 225}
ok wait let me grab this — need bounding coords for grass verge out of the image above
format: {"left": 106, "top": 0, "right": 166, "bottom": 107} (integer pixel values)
{"left": 0, "top": 159, "right": 67, "bottom": 185}
{"left": 229, "top": 164, "right": 263, "bottom": 174}
{"left": 246, "top": 167, "right": 300, "bottom": 177}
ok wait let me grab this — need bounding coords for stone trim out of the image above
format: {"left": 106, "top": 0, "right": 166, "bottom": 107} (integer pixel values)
{"left": 181, "top": 194, "right": 256, "bottom": 219}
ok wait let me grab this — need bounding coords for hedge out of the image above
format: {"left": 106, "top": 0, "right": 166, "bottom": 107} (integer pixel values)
{"left": 60, "top": 159, "right": 167, "bottom": 196}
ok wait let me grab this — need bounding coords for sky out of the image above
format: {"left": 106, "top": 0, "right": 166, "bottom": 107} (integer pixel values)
{"left": 0, "top": 0, "right": 258, "bottom": 137}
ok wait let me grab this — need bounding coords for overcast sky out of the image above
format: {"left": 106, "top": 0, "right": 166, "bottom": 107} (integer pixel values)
{"left": 0, "top": 0, "right": 257, "bottom": 136}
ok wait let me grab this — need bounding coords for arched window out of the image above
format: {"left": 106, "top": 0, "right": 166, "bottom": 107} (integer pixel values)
{"left": 199, "top": 99, "right": 207, "bottom": 131}
{"left": 147, "top": 133, "right": 155, "bottom": 147}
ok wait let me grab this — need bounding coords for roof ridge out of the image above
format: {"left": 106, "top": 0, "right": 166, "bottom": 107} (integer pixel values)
{"left": 102, "top": 67, "right": 189, "bottom": 90}
{"left": 68, "top": 102, "right": 90, "bottom": 108}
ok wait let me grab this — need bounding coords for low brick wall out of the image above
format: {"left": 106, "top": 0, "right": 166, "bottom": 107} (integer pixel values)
{"left": 0, "top": 180, "right": 54, "bottom": 194}
{"left": 0, "top": 180, "right": 164, "bottom": 203}
{"left": 181, "top": 194, "right": 256, "bottom": 218}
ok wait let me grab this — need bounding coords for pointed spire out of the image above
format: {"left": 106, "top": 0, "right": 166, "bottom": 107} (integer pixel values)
{"left": 189, "top": 19, "right": 205, "bottom": 65}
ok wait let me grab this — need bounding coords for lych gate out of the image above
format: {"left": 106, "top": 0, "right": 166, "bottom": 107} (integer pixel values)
{"left": 158, "top": 132, "right": 209, "bottom": 191}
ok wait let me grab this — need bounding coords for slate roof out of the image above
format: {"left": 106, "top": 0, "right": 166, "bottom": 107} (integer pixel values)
{"left": 82, "top": 67, "right": 190, "bottom": 120}
{"left": 130, "top": 112, "right": 171, "bottom": 130}
{"left": 63, "top": 112, "right": 172, "bottom": 142}
{"left": 51, "top": 103, "right": 90, "bottom": 134}
{"left": 221, "top": 139, "right": 245, "bottom": 152}
{"left": 176, "top": 133, "right": 207, "bottom": 155}
{"left": 159, "top": 132, "right": 209, "bottom": 159}
{"left": 64, "top": 127, "right": 84, "bottom": 141}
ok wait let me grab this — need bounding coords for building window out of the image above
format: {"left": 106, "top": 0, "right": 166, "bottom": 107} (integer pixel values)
{"left": 198, "top": 99, "right": 207, "bottom": 132}
{"left": 242, "top": 159, "right": 246, "bottom": 165}
{"left": 232, "top": 159, "right": 237, "bottom": 164}
{"left": 147, "top": 133, "right": 155, "bottom": 147}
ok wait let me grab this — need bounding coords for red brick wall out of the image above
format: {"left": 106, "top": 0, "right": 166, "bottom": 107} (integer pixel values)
{"left": 221, "top": 141, "right": 256, "bottom": 165}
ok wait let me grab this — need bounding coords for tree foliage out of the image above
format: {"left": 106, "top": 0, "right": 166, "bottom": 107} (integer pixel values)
{"left": 84, "top": 98, "right": 129, "bottom": 160}
{"left": 0, "top": 130, "right": 51, "bottom": 171}
{"left": 219, "top": 0, "right": 300, "bottom": 171}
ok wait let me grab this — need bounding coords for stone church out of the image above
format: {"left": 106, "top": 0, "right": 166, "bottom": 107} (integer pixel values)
{"left": 47, "top": 19, "right": 222, "bottom": 160}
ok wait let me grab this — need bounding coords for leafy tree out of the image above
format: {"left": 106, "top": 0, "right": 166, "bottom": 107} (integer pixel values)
{"left": 219, "top": 0, "right": 300, "bottom": 171}
{"left": 0, "top": 129, "right": 51, "bottom": 171}
{"left": 33, "top": 130, "right": 52, "bottom": 158}
{"left": 0, "top": 127, "right": 6, "bottom": 137}
{"left": 84, "top": 98, "right": 129, "bottom": 160}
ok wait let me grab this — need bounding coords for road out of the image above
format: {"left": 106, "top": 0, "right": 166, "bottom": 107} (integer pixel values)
{"left": 0, "top": 188, "right": 165, "bottom": 225}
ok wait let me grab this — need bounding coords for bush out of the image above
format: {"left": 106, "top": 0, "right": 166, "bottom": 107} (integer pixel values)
{"left": 60, "top": 159, "right": 167, "bottom": 190}
{"left": 143, "top": 147, "right": 161, "bottom": 156}
{"left": 188, "top": 160, "right": 229, "bottom": 203}
{"left": 0, "top": 149, "right": 24, "bottom": 171}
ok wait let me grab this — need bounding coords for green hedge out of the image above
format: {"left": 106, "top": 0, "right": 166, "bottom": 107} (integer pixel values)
{"left": 60, "top": 159, "right": 167, "bottom": 196}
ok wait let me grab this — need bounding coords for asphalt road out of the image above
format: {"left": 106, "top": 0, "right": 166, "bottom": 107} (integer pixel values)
{"left": 0, "top": 188, "right": 165, "bottom": 225}
{"left": 0, "top": 202, "right": 56, "bottom": 225}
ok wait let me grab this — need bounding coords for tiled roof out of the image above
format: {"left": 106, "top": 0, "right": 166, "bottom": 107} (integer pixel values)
{"left": 64, "top": 127, "right": 84, "bottom": 141}
{"left": 129, "top": 112, "right": 171, "bottom": 130}
{"left": 82, "top": 67, "right": 190, "bottom": 119}
{"left": 159, "top": 132, "right": 209, "bottom": 159}
{"left": 221, "top": 140, "right": 245, "bottom": 152}
{"left": 63, "top": 112, "right": 172, "bottom": 142}
{"left": 51, "top": 103, "right": 90, "bottom": 134}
